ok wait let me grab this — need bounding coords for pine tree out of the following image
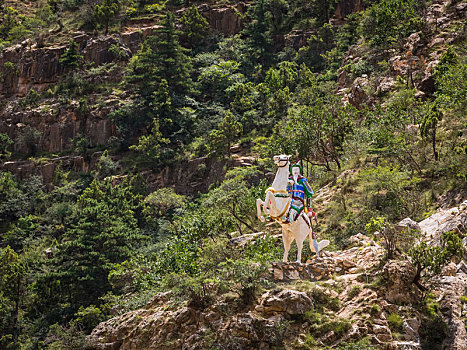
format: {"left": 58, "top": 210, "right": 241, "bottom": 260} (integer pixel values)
{"left": 35, "top": 178, "right": 147, "bottom": 314}
{"left": 129, "top": 12, "right": 193, "bottom": 99}
{"left": 179, "top": 5, "right": 210, "bottom": 48}
{"left": 242, "top": 0, "right": 274, "bottom": 70}
{"left": 59, "top": 40, "right": 83, "bottom": 70}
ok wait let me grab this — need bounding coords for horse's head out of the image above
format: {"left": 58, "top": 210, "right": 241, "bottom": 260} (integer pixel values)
{"left": 273, "top": 154, "right": 291, "bottom": 168}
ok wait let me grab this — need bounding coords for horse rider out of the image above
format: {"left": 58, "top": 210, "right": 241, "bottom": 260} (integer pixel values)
{"left": 284, "top": 161, "right": 319, "bottom": 255}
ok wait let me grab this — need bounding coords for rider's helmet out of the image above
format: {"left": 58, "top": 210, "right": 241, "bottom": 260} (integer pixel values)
{"left": 289, "top": 160, "right": 303, "bottom": 174}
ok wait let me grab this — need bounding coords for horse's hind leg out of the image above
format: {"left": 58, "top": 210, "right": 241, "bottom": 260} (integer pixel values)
{"left": 296, "top": 238, "right": 304, "bottom": 263}
{"left": 282, "top": 230, "right": 293, "bottom": 262}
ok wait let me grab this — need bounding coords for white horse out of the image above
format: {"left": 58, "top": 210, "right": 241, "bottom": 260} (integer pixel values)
{"left": 256, "top": 155, "right": 329, "bottom": 262}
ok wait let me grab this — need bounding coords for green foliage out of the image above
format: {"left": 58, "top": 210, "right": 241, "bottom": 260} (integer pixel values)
{"left": 306, "top": 285, "right": 341, "bottom": 312}
{"left": 161, "top": 272, "right": 217, "bottom": 308}
{"left": 121, "top": 14, "right": 194, "bottom": 150}
{"left": 59, "top": 40, "right": 83, "bottom": 70}
{"left": 18, "top": 89, "right": 41, "bottom": 108}
{"left": 128, "top": 13, "right": 193, "bottom": 97}
{"left": 34, "top": 177, "right": 147, "bottom": 318}
{"left": 96, "top": 150, "right": 117, "bottom": 179}
{"left": 277, "top": 95, "right": 357, "bottom": 170}
{"left": 218, "top": 258, "right": 269, "bottom": 305}
{"left": 0, "top": 133, "right": 13, "bottom": 158}
{"left": 335, "top": 338, "right": 376, "bottom": 350}
{"left": 306, "top": 312, "right": 351, "bottom": 339}
{"left": 358, "top": 163, "right": 421, "bottom": 221}
{"left": 44, "top": 323, "right": 88, "bottom": 350}
{"left": 348, "top": 285, "right": 362, "bottom": 299}
{"left": 435, "top": 57, "right": 467, "bottom": 114}
{"left": 387, "top": 312, "right": 403, "bottom": 332}
{"left": 17, "top": 125, "right": 42, "bottom": 156}
{"left": 129, "top": 117, "right": 169, "bottom": 163}
{"left": 0, "top": 246, "right": 25, "bottom": 348}
{"left": 72, "top": 305, "right": 105, "bottom": 333}
{"left": 109, "top": 43, "right": 127, "bottom": 61}
{"left": 144, "top": 188, "right": 185, "bottom": 220}
{"left": 409, "top": 231, "right": 464, "bottom": 290}
{"left": 360, "top": 0, "right": 424, "bottom": 47}
{"left": 203, "top": 166, "right": 262, "bottom": 234}
{"left": 208, "top": 111, "right": 242, "bottom": 157}
{"left": 179, "top": 5, "right": 210, "bottom": 48}
{"left": 94, "top": 0, "right": 121, "bottom": 34}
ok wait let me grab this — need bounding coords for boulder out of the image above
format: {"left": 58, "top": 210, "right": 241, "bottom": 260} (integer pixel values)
{"left": 382, "top": 260, "right": 419, "bottom": 304}
{"left": 256, "top": 289, "right": 312, "bottom": 315}
{"left": 395, "top": 218, "right": 421, "bottom": 233}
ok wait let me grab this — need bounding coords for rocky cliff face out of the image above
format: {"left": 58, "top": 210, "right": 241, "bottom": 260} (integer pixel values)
{"left": 338, "top": 0, "right": 467, "bottom": 108}
{"left": 87, "top": 200, "right": 467, "bottom": 349}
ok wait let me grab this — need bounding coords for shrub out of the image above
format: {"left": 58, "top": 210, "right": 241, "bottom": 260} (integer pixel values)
{"left": 370, "top": 304, "right": 381, "bottom": 316}
{"left": 161, "top": 272, "right": 218, "bottom": 309}
{"left": 335, "top": 338, "right": 376, "bottom": 350}
{"left": 387, "top": 313, "right": 403, "bottom": 332}
{"left": 18, "top": 89, "right": 41, "bottom": 108}
{"left": 308, "top": 285, "right": 341, "bottom": 312}
{"left": 348, "top": 285, "right": 362, "bottom": 299}
{"left": 72, "top": 305, "right": 105, "bottom": 333}
{"left": 17, "top": 126, "right": 41, "bottom": 156}
{"left": 218, "top": 258, "right": 269, "bottom": 305}
{"left": 0, "top": 133, "right": 13, "bottom": 158}
{"left": 360, "top": 0, "right": 424, "bottom": 47}
{"left": 96, "top": 150, "right": 117, "bottom": 179}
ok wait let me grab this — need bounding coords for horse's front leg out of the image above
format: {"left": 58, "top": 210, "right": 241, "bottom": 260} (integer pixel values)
{"left": 256, "top": 198, "right": 266, "bottom": 222}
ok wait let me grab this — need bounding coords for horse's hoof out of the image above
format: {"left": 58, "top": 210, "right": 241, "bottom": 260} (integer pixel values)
{"left": 259, "top": 216, "right": 265, "bottom": 222}
{"left": 295, "top": 260, "right": 302, "bottom": 264}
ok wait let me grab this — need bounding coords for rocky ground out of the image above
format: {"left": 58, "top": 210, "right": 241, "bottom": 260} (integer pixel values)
{"left": 87, "top": 200, "right": 467, "bottom": 350}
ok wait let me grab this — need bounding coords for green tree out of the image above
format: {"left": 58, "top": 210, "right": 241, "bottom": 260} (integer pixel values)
{"left": 96, "top": 150, "right": 117, "bottom": 179}
{"left": 34, "top": 178, "right": 147, "bottom": 318}
{"left": 360, "top": 0, "right": 424, "bottom": 47}
{"left": 59, "top": 40, "right": 83, "bottom": 70}
{"left": 130, "top": 117, "right": 169, "bottom": 162}
{"left": 277, "top": 96, "right": 356, "bottom": 170}
{"left": 144, "top": 188, "right": 186, "bottom": 229}
{"left": 420, "top": 102, "right": 442, "bottom": 161}
{"left": 203, "top": 166, "right": 262, "bottom": 234}
{"left": 17, "top": 126, "right": 41, "bottom": 156}
{"left": 94, "top": 0, "right": 121, "bottom": 35}
{"left": 242, "top": 0, "right": 274, "bottom": 71}
{"left": 208, "top": 111, "right": 242, "bottom": 157}
{"left": 408, "top": 231, "right": 464, "bottom": 291}
{"left": 179, "top": 5, "right": 210, "bottom": 49}
{"left": 128, "top": 12, "right": 193, "bottom": 98}
{"left": 0, "top": 246, "right": 25, "bottom": 348}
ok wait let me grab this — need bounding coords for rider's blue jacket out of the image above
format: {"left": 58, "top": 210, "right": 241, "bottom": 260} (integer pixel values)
{"left": 287, "top": 175, "right": 314, "bottom": 207}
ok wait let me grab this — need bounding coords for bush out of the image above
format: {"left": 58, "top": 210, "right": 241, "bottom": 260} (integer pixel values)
{"left": 308, "top": 285, "right": 341, "bottom": 312}
{"left": 72, "top": 305, "right": 105, "bottom": 333}
{"left": 96, "top": 150, "right": 117, "bottom": 179}
{"left": 17, "top": 125, "right": 41, "bottom": 156}
{"left": 348, "top": 285, "right": 362, "bottom": 299}
{"left": 160, "top": 272, "right": 217, "bottom": 309}
{"left": 218, "top": 258, "right": 269, "bottom": 305}
{"left": 0, "top": 133, "right": 13, "bottom": 158}
{"left": 18, "top": 89, "right": 41, "bottom": 108}
{"left": 360, "top": 0, "right": 424, "bottom": 47}
{"left": 387, "top": 313, "right": 403, "bottom": 332}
